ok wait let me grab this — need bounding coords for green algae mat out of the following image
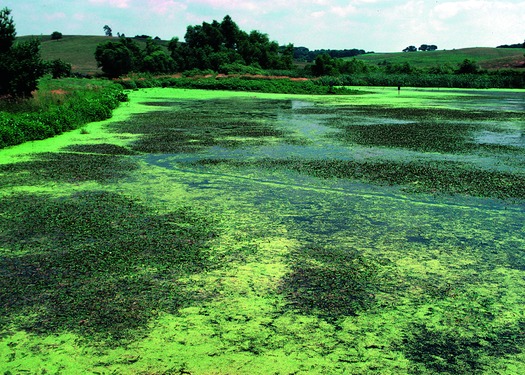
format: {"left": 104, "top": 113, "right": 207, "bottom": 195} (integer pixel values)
{"left": 1, "top": 87, "right": 525, "bottom": 374}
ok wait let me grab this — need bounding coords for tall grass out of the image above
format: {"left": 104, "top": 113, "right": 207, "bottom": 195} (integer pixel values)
{"left": 115, "top": 74, "right": 361, "bottom": 95}
{"left": 0, "top": 77, "right": 127, "bottom": 149}
{"left": 322, "top": 71, "right": 525, "bottom": 88}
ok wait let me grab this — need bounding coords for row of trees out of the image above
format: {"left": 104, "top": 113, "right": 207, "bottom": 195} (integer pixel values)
{"left": 497, "top": 40, "right": 525, "bottom": 48}
{"left": 309, "top": 54, "right": 369, "bottom": 76}
{"left": 403, "top": 44, "right": 438, "bottom": 52}
{"left": 95, "top": 37, "right": 174, "bottom": 77}
{"left": 293, "top": 47, "right": 367, "bottom": 62}
{"left": 95, "top": 15, "right": 294, "bottom": 78}
{"left": 309, "top": 54, "right": 483, "bottom": 77}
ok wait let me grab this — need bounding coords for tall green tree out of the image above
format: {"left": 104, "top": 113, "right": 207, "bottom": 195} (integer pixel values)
{"left": 456, "top": 59, "right": 480, "bottom": 74}
{"left": 103, "top": 25, "right": 112, "bottom": 37}
{"left": 173, "top": 15, "right": 293, "bottom": 72}
{"left": 311, "top": 54, "right": 338, "bottom": 76}
{"left": 0, "top": 7, "right": 15, "bottom": 53}
{"left": 49, "top": 59, "right": 72, "bottom": 78}
{"left": 95, "top": 40, "right": 135, "bottom": 77}
{"left": 0, "top": 8, "right": 46, "bottom": 98}
{"left": 51, "top": 31, "right": 63, "bottom": 41}
{"left": 221, "top": 15, "right": 239, "bottom": 49}
{"left": 143, "top": 39, "right": 175, "bottom": 73}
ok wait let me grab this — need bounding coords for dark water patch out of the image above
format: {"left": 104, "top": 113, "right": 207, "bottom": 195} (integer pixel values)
{"left": 62, "top": 143, "right": 138, "bottom": 155}
{"left": 194, "top": 158, "right": 525, "bottom": 200}
{"left": 297, "top": 104, "right": 525, "bottom": 121}
{"left": 401, "top": 323, "right": 485, "bottom": 374}
{"left": 475, "top": 130, "right": 525, "bottom": 149}
{"left": 400, "top": 321, "right": 525, "bottom": 374}
{"left": 346, "top": 105, "right": 525, "bottom": 121}
{"left": 107, "top": 98, "right": 304, "bottom": 154}
{"left": 291, "top": 103, "right": 525, "bottom": 154}
{"left": 420, "top": 90, "right": 525, "bottom": 112}
{"left": 279, "top": 245, "right": 378, "bottom": 320}
{"left": 326, "top": 107, "right": 524, "bottom": 153}
{"left": 144, "top": 98, "right": 293, "bottom": 120}
{"left": 406, "top": 235, "right": 431, "bottom": 245}
{"left": 0, "top": 191, "right": 217, "bottom": 341}
{"left": 333, "top": 120, "right": 476, "bottom": 153}
{"left": 0, "top": 152, "right": 138, "bottom": 187}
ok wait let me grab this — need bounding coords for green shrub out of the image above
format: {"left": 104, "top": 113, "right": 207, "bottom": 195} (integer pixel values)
{"left": 49, "top": 59, "right": 72, "bottom": 79}
{"left": 0, "top": 117, "right": 25, "bottom": 148}
{"left": 218, "top": 62, "right": 265, "bottom": 75}
{"left": 182, "top": 68, "right": 216, "bottom": 77}
{"left": 114, "top": 76, "right": 361, "bottom": 95}
{"left": 17, "top": 115, "right": 56, "bottom": 140}
{"left": 0, "top": 78, "right": 127, "bottom": 149}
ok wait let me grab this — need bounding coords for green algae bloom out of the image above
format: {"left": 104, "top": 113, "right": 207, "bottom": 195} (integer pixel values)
{"left": 1, "top": 87, "right": 525, "bottom": 374}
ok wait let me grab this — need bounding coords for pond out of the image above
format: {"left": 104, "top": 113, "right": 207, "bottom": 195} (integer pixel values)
{"left": 1, "top": 87, "right": 525, "bottom": 374}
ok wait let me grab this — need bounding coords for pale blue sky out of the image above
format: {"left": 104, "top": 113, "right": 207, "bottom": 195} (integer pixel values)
{"left": 4, "top": 0, "right": 525, "bottom": 52}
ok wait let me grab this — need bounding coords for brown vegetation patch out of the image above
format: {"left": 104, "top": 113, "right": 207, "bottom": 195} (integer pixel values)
{"left": 50, "top": 89, "right": 68, "bottom": 95}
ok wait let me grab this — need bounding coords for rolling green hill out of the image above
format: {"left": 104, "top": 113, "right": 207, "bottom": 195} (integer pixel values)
{"left": 17, "top": 35, "right": 525, "bottom": 75}
{"left": 18, "top": 35, "right": 169, "bottom": 75}
{"left": 18, "top": 35, "right": 109, "bottom": 74}
{"left": 354, "top": 47, "right": 525, "bottom": 70}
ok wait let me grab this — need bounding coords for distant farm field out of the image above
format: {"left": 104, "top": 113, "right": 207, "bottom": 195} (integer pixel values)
{"left": 355, "top": 47, "right": 525, "bottom": 70}
{"left": 2, "top": 86, "right": 525, "bottom": 374}
{"left": 17, "top": 35, "right": 525, "bottom": 74}
{"left": 18, "top": 35, "right": 108, "bottom": 74}
{"left": 18, "top": 35, "right": 169, "bottom": 74}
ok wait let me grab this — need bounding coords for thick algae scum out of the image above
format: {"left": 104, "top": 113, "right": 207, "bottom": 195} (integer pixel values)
{"left": 1, "top": 87, "right": 525, "bottom": 374}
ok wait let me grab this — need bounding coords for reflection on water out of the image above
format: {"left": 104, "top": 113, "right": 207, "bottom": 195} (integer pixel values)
{"left": 141, "top": 96, "right": 525, "bottom": 176}
{"left": 419, "top": 88, "right": 525, "bottom": 111}
{"left": 475, "top": 130, "right": 525, "bottom": 148}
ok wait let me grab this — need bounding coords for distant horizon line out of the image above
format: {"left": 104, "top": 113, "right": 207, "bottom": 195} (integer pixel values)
{"left": 16, "top": 34, "right": 506, "bottom": 54}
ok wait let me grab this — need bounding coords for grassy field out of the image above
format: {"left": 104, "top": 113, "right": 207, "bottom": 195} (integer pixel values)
{"left": 17, "top": 34, "right": 525, "bottom": 74}
{"left": 1, "top": 86, "right": 525, "bottom": 374}
{"left": 18, "top": 35, "right": 109, "bottom": 74}
{"left": 355, "top": 47, "right": 525, "bottom": 70}
{"left": 18, "top": 35, "right": 170, "bottom": 75}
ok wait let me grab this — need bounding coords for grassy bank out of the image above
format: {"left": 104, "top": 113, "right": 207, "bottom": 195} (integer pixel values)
{"left": 115, "top": 75, "right": 364, "bottom": 95}
{"left": 0, "top": 77, "right": 127, "bottom": 149}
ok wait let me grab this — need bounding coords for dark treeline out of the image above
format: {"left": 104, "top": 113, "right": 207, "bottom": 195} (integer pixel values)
{"left": 403, "top": 44, "right": 438, "bottom": 52}
{"left": 92, "top": 14, "right": 525, "bottom": 89}
{"left": 318, "top": 70, "right": 525, "bottom": 89}
{"left": 308, "top": 55, "right": 483, "bottom": 77}
{"left": 293, "top": 47, "right": 368, "bottom": 62}
{"left": 497, "top": 41, "right": 525, "bottom": 49}
{"left": 95, "top": 15, "right": 294, "bottom": 77}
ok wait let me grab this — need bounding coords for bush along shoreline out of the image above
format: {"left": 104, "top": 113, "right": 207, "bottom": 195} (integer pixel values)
{"left": 114, "top": 74, "right": 362, "bottom": 95}
{"left": 0, "top": 77, "right": 128, "bottom": 149}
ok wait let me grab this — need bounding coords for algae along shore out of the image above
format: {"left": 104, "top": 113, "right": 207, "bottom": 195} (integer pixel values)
{"left": 1, "top": 87, "right": 525, "bottom": 374}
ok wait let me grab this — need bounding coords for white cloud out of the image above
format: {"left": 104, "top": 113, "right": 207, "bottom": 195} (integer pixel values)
{"left": 330, "top": 4, "right": 358, "bottom": 17}
{"left": 8, "top": 0, "right": 525, "bottom": 51}
{"left": 429, "top": 1, "right": 525, "bottom": 47}
{"left": 148, "top": 0, "right": 187, "bottom": 14}
{"left": 89, "top": 0, "right": 130, "bottom": 8}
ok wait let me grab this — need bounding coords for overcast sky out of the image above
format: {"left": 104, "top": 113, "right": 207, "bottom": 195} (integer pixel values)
{"left": 4, "top": 0, "right": 525, "bottom": 52}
